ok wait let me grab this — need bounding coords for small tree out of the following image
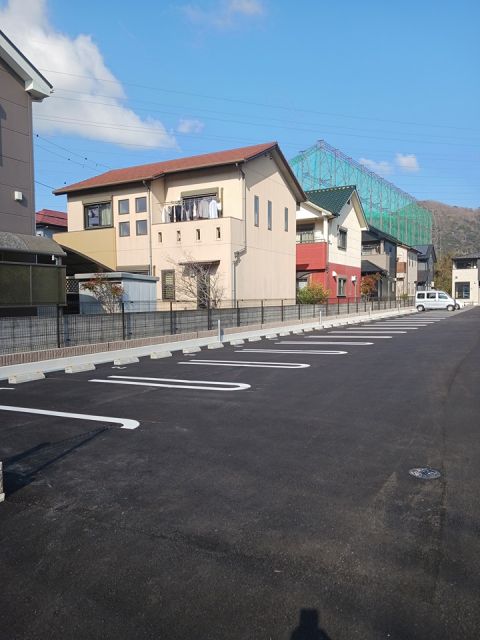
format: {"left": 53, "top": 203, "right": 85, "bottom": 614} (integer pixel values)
{"left": 82, "top": 274, "right": 124, "bottom": 313}
{"left": 168, "top": 253, "right": 225, "bottom": 308}
{"left": 434, "top": 253, "right": 453, "bottom": 293}
{"left": 360, "top": 274, "right": 381, "bottom": 300}
{"left": 296, "top": 282, "right": 330, "bottom": 304}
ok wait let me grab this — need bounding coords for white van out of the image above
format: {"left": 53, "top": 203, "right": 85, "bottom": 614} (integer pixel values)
{"left": 415, "top": 290, "right": 457, "bottom": 311}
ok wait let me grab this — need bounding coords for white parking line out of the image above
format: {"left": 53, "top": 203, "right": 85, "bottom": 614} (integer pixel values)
{"left": 0, "top": 405, "right": 140, "bottom": 430}
{"left": 90, "top": 376, "right": 250, "bottom": 391}
{"left": 275, "top": 340, "right": 374, "bottom": 345}
{"left": 179, "top": 360, "right": 310, "bottom": 369}
{"left": 323, "top": 334, "right": 393, "bottom": 339}
{"left": 236, "top": 349, "right": 348, "bottom": 354}
{"left": 326, "top": 330, "right": 407, "bottom": 334}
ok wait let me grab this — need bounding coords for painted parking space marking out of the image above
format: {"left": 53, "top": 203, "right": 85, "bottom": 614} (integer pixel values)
{"left": 0, "top": 388, "right": 15, "bottom": 391}
{"left": 327, "top": 330, "right": 407, "bottom": 334}
{"left": 323, "top": 334, "right": 393, "bottom": 339}
{"left": 0, "top": 405, "right": 140, "bottom": 430}
{"left": 179, "top": 360, "right": 310, "bottom": 369}
{"left": 274, "top": 340, "right": 373, "bottom": 345}
{"left": 236, "top": 349, "right": 348, "bottom": 355}
{"left": 90, "top": 376, "right": 250, "bottom": 392}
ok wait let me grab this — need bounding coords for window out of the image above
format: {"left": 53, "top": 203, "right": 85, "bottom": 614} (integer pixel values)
{"left": 158, "top": 232, "right": 162, "bottom": 243}
{"left": 254, "top": 195, "right": 259, "bottom": 227}
{"left": 216, "top": 226, "right": 221, "bottom": 240}
{"left": 84, "top": 202, "right": 112, "bottom": 228}
{"left": 338, "top": 228, "right": 347, "bottom": 250}
{"left": 427, "top": 292, "right": 436, "bottom": 299}
{"left": 454, "top": 259, "right": 476, "bottom": 269}
{"left": 196, "top": 229, "right": 201, "bottom": 241}
{"left": 176, "top": 229, "right": 181, "bottom": 242}
{"left": 161, "top": 270, "right": 175, "bottom": 300}
{"left": 417, "top": 292, "right": 425, "bottom": 299}
{"left": 438, "top": 293, "right": 448, "bottom": 300}
{"left": 337, "top": 277, "right": 347, "bottom": 297}
{"left": 119, "top": 222, "right": 130, "bottom": 237}
{"left": 135, "top": 196, "right": 147, "bottom": 213}
{"left": 455, "top": 282, "right": 471, "bottom": 299}
{"left": 267, "top": 201, "right": 272, "bottom": 230}
{"left": 284, "top": 207, "right": 288, "bottom": 232}
{"left": 136, "top": 220, "right": 148, "bottom": 235}
{"left": 118, "top": 199, "right": 129, "bottom": 215}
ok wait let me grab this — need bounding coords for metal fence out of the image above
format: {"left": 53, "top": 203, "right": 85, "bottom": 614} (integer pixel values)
{"left": 0, "top": 297, "right": 414, "bottom": 356}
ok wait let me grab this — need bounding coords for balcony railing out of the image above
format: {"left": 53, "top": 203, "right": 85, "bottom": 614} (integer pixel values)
{"left": 296, "top": 230, "right": 325, "bottom": 244}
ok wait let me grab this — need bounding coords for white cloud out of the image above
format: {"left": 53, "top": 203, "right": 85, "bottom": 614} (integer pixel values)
{"left": 359, "top": 158, "right": 393, "bottom": 176}
{"left": 395, "top": 153, "right": 420, "bottom": 172}
{"left": 177, "top": 118, "right": 205, "bottom": 134}
{"left": 183, "top": 0, "right": 264, "bottom": 29}
{"left": 0, "top": 0, "right": 176, "bottom": 149}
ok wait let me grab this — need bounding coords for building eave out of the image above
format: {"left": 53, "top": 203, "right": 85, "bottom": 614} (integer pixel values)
{"left": 0, "top": 30, "right": 52, "bottom": 100}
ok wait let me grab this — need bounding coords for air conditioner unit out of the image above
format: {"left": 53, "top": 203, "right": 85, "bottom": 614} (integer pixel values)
{"left": 332, "top": 271, "right": 337, "bottom": 278}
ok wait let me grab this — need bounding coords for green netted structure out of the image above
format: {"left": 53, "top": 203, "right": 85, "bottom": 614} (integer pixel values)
{"left": 290, "top": 140, "right": 432, "bottom": 246}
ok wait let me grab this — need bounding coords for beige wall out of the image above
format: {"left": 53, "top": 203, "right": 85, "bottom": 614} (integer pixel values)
{"left": 328, "top": 202, "right": 363, "bottom": 268}
{"left": 60, "top": 153, "right": 299, "bottom": 301}
{"left": 54, "top": 228, "right": 117, "bottom": 270}
{"left": 452, "top": 268, "right": 479, "bottom": 303}
{"left": 397, "top": 246, "right": 418, "bottom": 296}
{"left": 240, "top": 154, "right": 297, "bottom": 300}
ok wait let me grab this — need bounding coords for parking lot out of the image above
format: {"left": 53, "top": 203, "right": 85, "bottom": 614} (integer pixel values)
{"left": 1, "top": 308, "right": 480, "bottom": 639}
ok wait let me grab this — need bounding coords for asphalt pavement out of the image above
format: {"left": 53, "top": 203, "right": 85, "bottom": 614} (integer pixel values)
{"left": 0, "top": 308, "right": 479, "bottom": 639}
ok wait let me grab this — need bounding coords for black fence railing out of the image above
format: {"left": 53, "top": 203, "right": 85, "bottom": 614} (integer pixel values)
{"left": 0, "top": 297, "right": 414, "bottom": 356}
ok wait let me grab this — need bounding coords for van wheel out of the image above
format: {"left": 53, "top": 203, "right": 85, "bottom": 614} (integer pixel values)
{"left": 447, "top": 304, "right": 454, "bottom": 311}
{"left": 416, "top": 305, "right": 425, "bottom": 312}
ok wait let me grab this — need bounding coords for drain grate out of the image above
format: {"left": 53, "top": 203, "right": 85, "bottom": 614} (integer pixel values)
{"left": 409, "top": 467, "right": 441, "bottom": 480}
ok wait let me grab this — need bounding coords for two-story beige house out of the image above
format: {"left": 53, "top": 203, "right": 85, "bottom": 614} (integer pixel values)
{"left": 54, "top": 142, "right": 305, "bottom": 305}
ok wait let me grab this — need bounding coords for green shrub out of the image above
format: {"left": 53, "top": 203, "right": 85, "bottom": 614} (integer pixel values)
{"left": 296, "top": 283, "right": 329, "bottom": 304}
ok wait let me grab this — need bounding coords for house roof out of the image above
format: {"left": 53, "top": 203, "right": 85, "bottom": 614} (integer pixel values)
{"left": 54, "top": 142, "right": 306, "bottom": 202}
{"left": 0, "top": 231, "right": 65, "bottom": 256}
{"left": 305, "top": 186, "right": 357, "bottom": 216}
{"left": 453, "top": 253, "right": 480, "bottom": 260}
{"left": 361, "top": 260, "right": 387, "bottom": 275}
{"left": 36, "top": 209, "right": 68, "bottom": 228}
{"left": 0, "top": 30, "right": 52, "bottom": 100}
{"left": 412, "top": 244, "right": 436, "bottom": 261}
{"left": 363, "top": 224, "right": 399, "bottom": 245}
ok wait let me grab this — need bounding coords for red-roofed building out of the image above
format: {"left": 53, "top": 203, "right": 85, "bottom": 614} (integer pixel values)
{"left": 54, "top": 142, "right": 306, "bottom": 304}
{"left": 36, "top": 209, "right": 68, "bottom": 238}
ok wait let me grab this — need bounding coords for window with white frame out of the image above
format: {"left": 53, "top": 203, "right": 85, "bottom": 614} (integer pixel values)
{"left": 337, "top": 277, "right": 347, "bottom": 297}
{"left": 84, "top": 202, "right": 112, "bottom": 229}
{"left": 338, "top": 228, "right": 347, "bottom": 250}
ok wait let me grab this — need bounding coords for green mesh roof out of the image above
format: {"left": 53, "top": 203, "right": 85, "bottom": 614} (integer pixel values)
{"left": 306, "top": 185, "right": 356, "bottom": 216}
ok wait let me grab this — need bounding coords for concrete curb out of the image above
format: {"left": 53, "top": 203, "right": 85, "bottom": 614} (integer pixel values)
{"left": 150, "top": 351, "right": 172, "bottom": 359}
{"left": 183, "top": 347, "right": 201, "bottom": 354}
{"left": 229, "top": 339, "right": 244, "bottom": 346}
{"left": 207, "top": 342, "right": 224, "bottom": 349}
{"left": 113, "top": 356, "right": 139, "bottom": 366}
{"left": 8, "top": 371, "right": 45, "bottom": 384}
{"left": 65, "top": 363, "right": 96, "bottom": 374}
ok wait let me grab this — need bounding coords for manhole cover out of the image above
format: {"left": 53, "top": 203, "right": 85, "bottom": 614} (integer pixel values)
{"left": 409, "top": 467, "right": 441, "bottom": 480}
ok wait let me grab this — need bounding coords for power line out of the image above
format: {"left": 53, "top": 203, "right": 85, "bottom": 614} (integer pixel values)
{"left": 35, "top": 134, "right": 112, "bottom": 169}
{"left": 38, "top": 67, "right": 478, "bottom": 134}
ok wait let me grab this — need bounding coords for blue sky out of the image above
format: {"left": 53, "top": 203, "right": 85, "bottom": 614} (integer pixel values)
{"left": 2, "top": 0, "right": 479, "bottom": 211}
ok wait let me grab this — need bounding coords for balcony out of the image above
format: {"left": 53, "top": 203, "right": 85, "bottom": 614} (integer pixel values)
{"left": 156, "top": 198, "right": 222, "bottom": 224}
{"left": 296, "top": 240, "right": 328, "bottom": 271}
